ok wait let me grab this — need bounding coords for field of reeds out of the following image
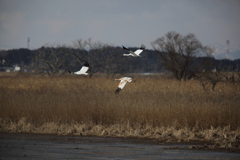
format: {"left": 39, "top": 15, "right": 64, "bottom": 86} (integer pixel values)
{"left": 0, "top": 73, "right": 240, "bottom": 151}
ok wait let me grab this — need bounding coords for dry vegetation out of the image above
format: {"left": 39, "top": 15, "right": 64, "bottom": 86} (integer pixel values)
{"left": 0, "top": 73, "right": 240, "bottom": 151}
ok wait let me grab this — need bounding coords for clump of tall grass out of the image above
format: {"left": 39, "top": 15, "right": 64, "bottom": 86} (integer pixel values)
{"left": 0, "top": 75, "right": 240, "bottom": 148}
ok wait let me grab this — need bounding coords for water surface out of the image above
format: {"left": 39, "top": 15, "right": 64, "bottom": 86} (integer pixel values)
{"left": 0, "top": 133, "right": 239, "bottom": 159}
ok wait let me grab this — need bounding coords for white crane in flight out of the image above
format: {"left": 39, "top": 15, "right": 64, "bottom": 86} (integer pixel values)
{"left": 68, "top": 62, "right": 90, "bottom": 75}
{"left": 122, "top": 44, "right": 145, "bottom": 57}
{"left": 115, "top": 77, "right": 132, "bottom": 94}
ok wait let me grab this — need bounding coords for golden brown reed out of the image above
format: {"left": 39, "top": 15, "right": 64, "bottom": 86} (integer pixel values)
{"left": 0, "top": 75, "right": 240, "bottom": 149}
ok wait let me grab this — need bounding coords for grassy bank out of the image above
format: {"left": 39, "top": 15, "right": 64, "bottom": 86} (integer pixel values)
{"left": 0, "top": 75, "right": 240, "bottom": 150}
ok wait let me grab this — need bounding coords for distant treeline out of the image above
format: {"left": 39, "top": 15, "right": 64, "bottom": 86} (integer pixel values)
{"left": 0, "top": 47, "right": 240, "bottom": 74}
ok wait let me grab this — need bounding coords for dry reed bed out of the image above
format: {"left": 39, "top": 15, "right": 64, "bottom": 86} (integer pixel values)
{"left": 0, "top": 76, "right": 240, "bottom": 150}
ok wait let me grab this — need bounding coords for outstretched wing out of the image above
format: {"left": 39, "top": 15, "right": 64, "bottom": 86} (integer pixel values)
{"left": 133, "top": 44, "right": 146, "bottom": 55}
{"left": 115, "top": 80, "right": 127, "bottom": 94}
{"left": 114, "top": 77, "right": 132, "bottom": 94}
{"left": 118, "top": 80, "right": 128, "bottom": 89}
{"left": 125, "top": 77, "right": 132, "bottom": 82}
{"left": 122, "top": 46, "right": 131, "bottom": 52}
{"left": 74, "top": 66, "right": 89, "bottom": 75}
{"left": 122, "top": 46, "right": 138, "bottom": 56}
{"left": 122, "top": 45, "right": 145, "bottom": 56}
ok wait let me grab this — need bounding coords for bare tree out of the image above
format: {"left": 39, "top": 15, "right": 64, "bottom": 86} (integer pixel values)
{"left": 194, "top": 70, "right": 224, "bottom": 91}
{"left": 32, "top": 44, "right": 72, "bottom": 77}
{"left": 151, "top": 31, "right": 214, "bottom": 80}
{"left": 89, "top": 45, "right": 123, "bottom": 78}
{"left": 194, "top": 59, "right": 225, "bottom": 91}
{"left": 71, "top": 39, "right": 89, "bottom": 63}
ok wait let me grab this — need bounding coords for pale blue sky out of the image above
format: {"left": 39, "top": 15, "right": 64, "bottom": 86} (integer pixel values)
{"left": 0, "top": 0, "right": 240, "bottom": 59}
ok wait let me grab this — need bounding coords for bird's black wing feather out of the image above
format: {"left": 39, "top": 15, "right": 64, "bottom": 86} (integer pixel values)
{"left": 139, "top": 44, "right": 146, "bottom": 50}
{"left": 115, "top": 88, "right": 122, "bottom": 94}
{"left": 83, "top": 61, "right": 90, "bottom": 67}
{"left": 122, "top": 46, "right": 131, "bottom": 51}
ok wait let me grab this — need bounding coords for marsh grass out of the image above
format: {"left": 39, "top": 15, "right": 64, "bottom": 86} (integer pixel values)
{"left": 0, "top": 74, "right": 240, "bottom": 148}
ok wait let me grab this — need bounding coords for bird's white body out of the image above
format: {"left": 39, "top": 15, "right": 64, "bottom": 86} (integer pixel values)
{"left": 115, "top": 77, "right": 132, "bottom": 93}
{"left": 68, "top": 62, "right": 90, "bottom": 75}
{"left": 73, "top": 66, "right": 89, "bottom": 75}
{"left": 122, "top": 45, "right": 145, "bottom": 57}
